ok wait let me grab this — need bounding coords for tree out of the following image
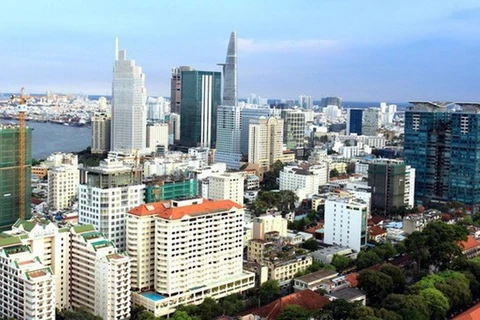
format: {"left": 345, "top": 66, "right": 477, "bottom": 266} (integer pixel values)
{"left": 357, "top": 270, "right": 394, "bottom": 306}
{"left": 277, "top": 305, "right": 311, "bottom": 320}
{"left": 375, "top": 308, "right": 403, "bottom": 320}
{"left": 331, "top": 254, "right": 352, "bottom": 272}
{"left": 351, "top": 306, "right": 375, "bottom": 319}
{"left": 419, "top": 288, "right": 449, "bottom": 320}
{"left": 329, "top": 169, "right": 339, "bottom": 178}
{"left": 196, "top": 298, "right": 222, "bottom": 320}
{"left": 372, "top": 242, "right": 397, "bottom": 260}
{"left": 171, "top": 311, "right": 194, "bottom": 320}
{"left": 259, "top": 280, "right": 280, "bottom": 305}
{"left": 60, "top": 308, "right": 103, "bottom": 320}
{"left": 356, "top": 250, "right": 382, "bottom": 270}
{"left": 323, "top": 299, "right": 358, "bottom": 319}
{"left": 219, "top": 293, "right": 245, "bottom": 315}
{"left": 382, "top": 294, "right": 430, "bottom": 320}
{"left": 379, "top": 264, "right": 406, "bottom": 293}
{"left": 346, "top": 162, "right": 356, "bottom": 174}
{"left": 301, "top": 238, "right": 319, "bottom": 251}
{"left": 435, "top": 278, "right": 470, "bottom": 313}
{"left": 136, "top": 311, "right": 158, "bottom": 320}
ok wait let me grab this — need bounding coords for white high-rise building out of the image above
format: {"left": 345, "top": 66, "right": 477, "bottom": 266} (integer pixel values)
{"left": 380, "top": 102, "right": 397, "bottom": 126}
{"left": 70, "top": 225, "right": 131, "bottom": 320}
{"left": 204, "top": 172, "right": 244, "bottom": 205}
{"left": 240, "top": 106, "right": 273, "bottom": 155}
{"left": 48, "top": 157, "right": 79, "bottom": 210}
{"left": 78, "top": 159, "right": 145, "bottom": 251}
{"left": 324, "top": 192, "right": 368, "bottom": 252}
{"left": 111, "top": 38, "right": 147, "bottom": 153}
{"left": 129, "top": 198, "right": 255, "bottom": 317}
{"left": 323, "top": 105, "right": 342, "bottom": 120}
{"left": 91, "top": 112, "right": 111, "bottom": 154}
{"left": 146, "top": 123, "right": 169, "bottom": 152}
{"left": 252, "top": 215, "right": 288, "bottom": 240}
{"left": 299, "top": 95, "right": 313, "bottom": 109}
{"left": 362, "top": 108, "right": 381, "bottom": 136}
{"left": 248, "top": 116, "right": 284, "bottom": 173}
{"left": 0, "top": 237, "right": 56, "bottom": 320}
{"left": 279, "top": 164, "right": 328, "bottom": 200}
{"left": 215, "top": 105, "right": 243, "bottom": 169}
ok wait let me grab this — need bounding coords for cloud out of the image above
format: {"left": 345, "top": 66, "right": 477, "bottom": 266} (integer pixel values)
{"left": 238, "top": 38, "right": 339, "bottom": 54}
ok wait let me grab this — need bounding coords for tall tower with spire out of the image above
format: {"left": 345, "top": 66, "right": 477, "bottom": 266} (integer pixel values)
{"left": 111, "top": 38, "right": 147, "bottom": 153}
{"left": 220, "top": 31, "right": 238, "bottom": 106}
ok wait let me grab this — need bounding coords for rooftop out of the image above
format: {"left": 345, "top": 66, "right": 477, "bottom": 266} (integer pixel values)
{"left": 453, "top": 301, "right": 480, "bottom": 320}
{"left": 459, "top": 235, "right": 480, "bottom": 251}
{"left": 329, "top": 287, "right": 365, "bottom": 300}
{"left": 295, "top": 269, "right": 338, "bottom": 284}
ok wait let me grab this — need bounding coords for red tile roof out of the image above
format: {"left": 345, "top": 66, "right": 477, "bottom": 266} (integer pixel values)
{"left": 453, "top": 302, "right": 480, "bottom": 320}
{"left": 128, "top": 199, "right": 242, "bottom": 220}
{"left": 368, "top": 215, "right": 384, "bottom": 226}
{"left": 245, "top": 289, "right": 329, "bottom": 320}
{"left": 345, "top": 272, "right": 359, "bottom": 288}
{"left": 368, "top": 225, "right": 387, "bottom": 237}
{"left": 459, "top": 235, "right": 480, "bottom": 251}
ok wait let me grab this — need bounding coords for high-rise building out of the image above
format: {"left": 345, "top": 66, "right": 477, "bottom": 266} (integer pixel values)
{"left": 405, "top": 102, "right": 480, "bottom": 206}
{"left": 0, "top": 124, "right": 32, "bottom": 230}
{"left": 321, "top": 97, "right": 342, "bottom": 108}
{"left": 219, "top": 31, "right": 237, "bottom": 106}
{"left": 324, "top": 192, "right": 368, "bottom": 252}
{"left": 180, "top": 70, "right": 222, "bottom": 148}
{"left": 168, "top": 113, "right": 181, "bottom": 142}
{"left": 299, "top": 95, "right": 313, "bottom": 109}
{"left": 281, "top": 109, "right": 306, "bottom": 156}
{"left": 129, "top": 198, "right": 255, "bottom": 317}
{"left": 146, "top": 123, "right": 169, "bottom": 152}
{"left": 47, "top": 154, "right": 79, "bottom": 210}
{"left": 111, "top": 38, "right": 147, "bottom": 153}
{"left": 279, "top": 164, "right": 328, "bottom": 200}
{"left": 240, "top": 107, "right": 273, "bottom": 155}
{"left": 362, "top": 108, "right": 381, "bottom": 136}
{"left": 248, "top": 116, "right": 284, "bottom": 174}
{"left": 215, "top": 105, "right": 242, "bottom": 169}
{"left": 170, "top": 66, "right": 193, "bottom": 115}
{"left": 203, "top": 172, "right": 244, "bottom": 205}
{"left": 78, "top": 159, "right": 144, "bottom": 251}
{"left": 346, "top": 108, "right": 363, "bottom": 135}
{"left": 367, "top": 160, "right": 407, "bottom": 213}
{"left": 91, "top": 112, "right": 111, "bottom": 154}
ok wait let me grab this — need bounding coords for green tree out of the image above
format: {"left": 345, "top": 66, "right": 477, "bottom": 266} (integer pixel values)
{"left": 357, "top": 270, "right": 394, "bottom": 306}
{"left": 331, "top": 254, "right": 352, "bottom": 272}
{"left": 329, "top": 168, "right": 339, "bottom": 178}
{"left": 375, "top": 308, "right": 403, "bottom": 320}
{"left": 356, "top": 250, "right": 382, "bottom": 270}
{"left": 323, "top": 299, "right": 358, "bottom": 319}
{"left": 171, "top": 311, "right": 194, "bottom": 320}
{"left": 382, "top": 294, "right": 430, "bottom": 320}
{"left": 346, "top": 162, "right": 356, "bottom": 174}
{"left": 351, "top": 306, "right": 375, "bottom": 318}
{"left": 379, "top": 264, "right": 406, "bottom": 293}
{"left": 277, "top": 305, "right": 311, "bottom": 320}
{"left": 372, "top": 241, "right": 397, "bottom": 260}
{"left": 301, "top": 238, "right": 319, "bottom": 251}
{"left": 197, "top": 298, "right": 222, "bottom": 320}
{"left": 259, "top": 280, "right": 281, "bottom": 305}
{"left": 219, "top": 293, "right": 245, "bottom": 315}
{"left": 136, "top": 311, "right": 158, "bottom": 320}
{"left": 60, "top": 308, "right": 103, "bottom": 320}
{"left": 419, "top": 288, "right": 449, "bottom": 320}
{"left": 435, "top": 278, "right": 471, "bottom": 312}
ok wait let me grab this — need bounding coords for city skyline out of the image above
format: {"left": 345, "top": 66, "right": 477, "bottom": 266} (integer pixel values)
{"left": 2, "top": 1, "right": 480, "bottom": 101}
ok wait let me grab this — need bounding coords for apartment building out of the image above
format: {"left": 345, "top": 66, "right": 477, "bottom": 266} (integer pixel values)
{"left": 48, "top": 165, "right": 79, "bottom": 210}
{"left": 129, "top": 198, "right": 255, "bottom": 317}
{"left": 203, "top": 172, "right": 244, "bottom": 205}
{"left": 279, "top": 164, "right": 328, "bottom": 200}
{"left": 252, "top": 215, "right": 288, "bottom": 240}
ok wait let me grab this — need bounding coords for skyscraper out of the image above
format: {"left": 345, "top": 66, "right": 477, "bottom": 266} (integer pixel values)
{"left": 215, "top": 105, "right": 242, "bottom": 168}
{"left": 170, "top": 66, "right": 193, "bottom": 115}
{"left": 111, "top": 38, "right": 147, "bottom": 153}
{"left": 248, "top": 116, "right": 284, "bottom": 174}
{"left": 240, "top": 107, "right": 274, "bottom": 155}
{"left": 180, "top": 70, "right": 221, "bottom": 148}
{"left": 299, "top": 95, "right": 313, "bottom": 109}
{"left": 321, "top": 97, "right": 342, "bottom": 108}
{"left": 219, "top": 31, "right": 237, "bottom": 106}
{"left": 0, "top": 124, "right": 32, "bottom": 231}
{"left": 346, "top": 108, "right": 363, "bottom": 135}
{"left": 91, "top": 112, "right": 111, "bottom": 154}
{"left": 281, "top": 109, "right": 306, "bottom": 157}
{"left": 362, "top": 108, "right": 381, "bottom": 136}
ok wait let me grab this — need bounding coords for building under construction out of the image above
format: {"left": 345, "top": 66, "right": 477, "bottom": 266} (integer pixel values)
{"left": 0, "top": 123, "right": 32, "bottom": 231}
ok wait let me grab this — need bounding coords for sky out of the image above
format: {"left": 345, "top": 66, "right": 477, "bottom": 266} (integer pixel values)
{"left": 1, "top": 0, "right": 480, "bottom": 102}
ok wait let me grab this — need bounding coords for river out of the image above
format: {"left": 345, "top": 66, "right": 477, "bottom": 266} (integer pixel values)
{"left": 0, "top": 119, "right": 91, "bottom": 159}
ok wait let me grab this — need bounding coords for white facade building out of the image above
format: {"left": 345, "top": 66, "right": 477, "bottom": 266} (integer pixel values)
{"left": 279, "top": 164, "right": 328, "bottom": 200}
{"left": 205, "top": 172, "right": 244, "bottom": 205}
{"left": 252, "top": 214, "right": 288, "bottom": 240}
{"left": 111, "top": 39, "right": 147, "bottom": 153}
{"left": 240, "top": 106, "right": 273, "bottom": 155}
{"left": 324, "top": 192, "right": 368, "bottom": 252}
{"left": 91, "top": 112, "right": 111, "bottom": 154}
{"left": 129, "top": 198, "right": 255, "bottom": 317}
{"left": 248, "top": 116, "right": 284, "bottom": 172}
{"left": 146, "top": 123, "right": 169, "bottom": 151}
{"left": 78, "top": 159, "right": 145, "bottom": 251}
{"left": 362, "top": 108, "right": 381, "bottom": 136}
{"left": 48, "top": 164, "right": 79, "bottom": 210}
{"left": 215, "top": 105, "right": 243, "bottom": 169}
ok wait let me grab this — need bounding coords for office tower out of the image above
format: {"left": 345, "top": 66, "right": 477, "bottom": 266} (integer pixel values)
{"left": 69, "top": 225, "right": 131, "bottom": 320}
{"left": 380, "top": 102, "right": 397, "bottom": 126}
{"left": 0, "top": 124, "right": 32, "bottom": 230}
{"left": 129, "top": 198, "right": 255, "bottom": 317}
{"left": 168, "top": 113, "right": 181, "bottom": 142}
{"left": 362, "top": 108, "right": 381, "bottom": 136}
{"left": 248, "top": 116, "right": 284, "bottom": 173}
{"left": 91, "top": 112, "right": 111, "bottom": 154}
{"left": 0, "top": 237, "right": 56, "bottom": 319}
{"left": 240, "top": 107, "right": 272, "bottom": 155}
{"left": 47, "top": 154, "right": 79, "bottom": 210}
{"left": 146, "top": 123, "right": 169, "bottom": 151}
{"left": 147, "top": 97, "right": 169, "bottom": 121}
{"left": 180, "top": 70, "right": 222, "bottom": 148}
{"left": 299, "top": 95, "right": 313, "bottom": 109}
{"left": 170, "top": 66, "right": 193, "bottom": 115}
{"left": 367, "top": 160, "right": 407, "bottom": 214}
{"left": 111, "top": 38, "right": 147, "bottom": 153}
{"left": 204, "top": 172, "right": 244, "bottom": 205}
{"left": 219, "top": 31, "right": 238, "bottom": 106}
{"left": 78, "top": 159, "right": 144, "bottom": 251}
{"left": 281, "top": 109, "right": 306, "bottom": 156}
{"left": 215, "top": 105, "right": 242, "bottom": 169}
{"left": 324, "top": 191, "right": 368, "bottom": 252}
{"left": 247, "top": 94, "right": 268, "bottom": 106}
{"left": 346, "top": 108, "right": 363, "bottom": 135}
{"left": 321, "top": 96, "right": 342, "bottom": 108}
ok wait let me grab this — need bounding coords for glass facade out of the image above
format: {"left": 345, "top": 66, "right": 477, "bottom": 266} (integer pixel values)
{"left": 180, "top": 71, "right": 221, "bottom": 148}
{"left": 347, "top": 109, "right": 363, "bottom": 135}
{"left": 145, "top": 179, "right": 197, "bottom": 203}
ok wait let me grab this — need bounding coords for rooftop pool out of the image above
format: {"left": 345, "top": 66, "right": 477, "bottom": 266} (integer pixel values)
{"left": 141, "top": 292, "right": 165, "bottom": 301}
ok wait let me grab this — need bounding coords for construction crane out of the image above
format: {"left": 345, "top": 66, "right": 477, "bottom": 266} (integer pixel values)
{"left": 9, "top": 87, "right": 29, "bottom": 220}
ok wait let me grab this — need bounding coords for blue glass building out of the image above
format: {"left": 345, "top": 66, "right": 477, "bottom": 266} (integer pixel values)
{"left": 347, "top": 108, "right": 363, "bottom": 135}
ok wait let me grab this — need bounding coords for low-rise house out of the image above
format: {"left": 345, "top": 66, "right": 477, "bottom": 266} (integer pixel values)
{"left": 459, "top": 235, "right": 480, "bottom": 259}
{"left": 312, "top": 244, "right": 357, "bottom": 264}
{"left": 293, "top": 269, "right": 338, "bottom": 292}
{"left": 327, "top": 287, "right": 366, "bottom": 305}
